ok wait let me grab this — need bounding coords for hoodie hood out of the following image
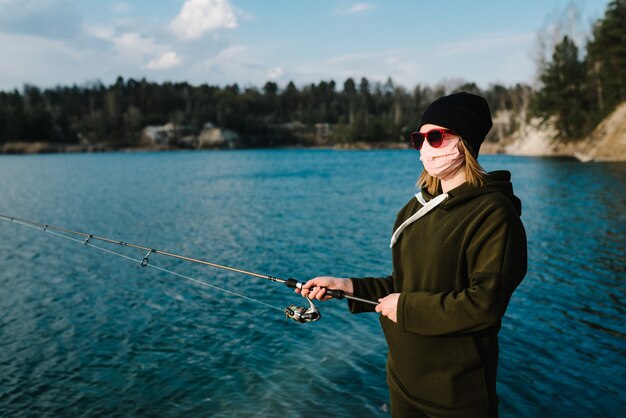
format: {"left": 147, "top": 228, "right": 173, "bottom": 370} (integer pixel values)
{"left": 422, "top": 170, "right": 522, "bottom": 215}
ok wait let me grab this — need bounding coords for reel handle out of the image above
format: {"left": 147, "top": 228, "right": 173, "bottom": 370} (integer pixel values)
{"left": 285, "top": 278, "right": 345, "bottom": 300}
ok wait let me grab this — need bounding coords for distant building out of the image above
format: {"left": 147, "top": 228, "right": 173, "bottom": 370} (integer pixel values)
{"left": 197, "top": 122, "right": 240, "bottom": 149}
{"left": 314, "top": 122, "right": 332, "bottom": 144}
{"left": 142, "top": 123, "right": 174, "bottom": 145}
{"left": 141, "top": 122, "right": 200, "bottom": 147}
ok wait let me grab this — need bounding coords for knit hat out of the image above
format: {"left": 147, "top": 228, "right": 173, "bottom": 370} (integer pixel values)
{"left": 418, "top": 92, "right": 493, "bottom": 157}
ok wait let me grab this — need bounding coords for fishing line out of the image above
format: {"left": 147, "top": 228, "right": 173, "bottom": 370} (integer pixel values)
{"left": 8, "top": 216, "right": 286, "bottom": 313}
{"left": 0, "top": 214, "right": 378, "bottom": 323}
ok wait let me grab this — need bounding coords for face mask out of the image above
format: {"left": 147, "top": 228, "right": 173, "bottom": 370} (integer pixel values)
{"left": 419, "top": 137, "right": 465, "bottom": 180}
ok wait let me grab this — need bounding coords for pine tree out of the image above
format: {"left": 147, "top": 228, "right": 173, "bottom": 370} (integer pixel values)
{"left": 533, "top": 35, "right": 587, "bottom": 140}
{"left": 586, "top": 0, "right": 626, "bottom": 116}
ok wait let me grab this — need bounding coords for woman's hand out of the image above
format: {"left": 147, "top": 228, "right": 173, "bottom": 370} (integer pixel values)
{"left": 297, "top": 276, "right": 353, "bottom": 301}
{"left": 376, "top": 293, "right": 400, "bottom": 323}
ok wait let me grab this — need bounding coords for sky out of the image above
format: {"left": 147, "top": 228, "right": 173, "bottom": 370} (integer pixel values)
{"left": 0, "top": 0, "right": 611, "bottom": 92}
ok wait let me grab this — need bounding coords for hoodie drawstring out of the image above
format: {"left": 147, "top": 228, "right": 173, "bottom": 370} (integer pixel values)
{"left": 390, "top": 192, "right": 448, "bottom": 247}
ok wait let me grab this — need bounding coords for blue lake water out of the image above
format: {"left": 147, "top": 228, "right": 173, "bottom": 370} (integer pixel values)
{"left": 0, "top": 150, "right": 624, "bottom": 417}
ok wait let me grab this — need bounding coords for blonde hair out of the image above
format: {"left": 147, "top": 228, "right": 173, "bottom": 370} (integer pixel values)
{"left": 417, "top": 140, "right": 487, "bottom": 195}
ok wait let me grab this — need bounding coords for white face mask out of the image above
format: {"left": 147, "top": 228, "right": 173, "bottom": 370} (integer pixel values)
{"left": 419, "top": 137, "right": 465, "bottom": 180}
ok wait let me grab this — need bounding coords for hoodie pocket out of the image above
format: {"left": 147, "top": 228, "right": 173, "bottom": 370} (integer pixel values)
{"left": 384, "top": 329, "right": 490, "bottom": 409}
{"left": 455, "top": 335, "right": 483, "bottom": 368}
{"left": 455, "top": 336, "right": 489, "bottom": 404}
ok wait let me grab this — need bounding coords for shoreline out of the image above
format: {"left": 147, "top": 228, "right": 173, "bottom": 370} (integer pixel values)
{"left": 0, "top": 140, "right": 623, "bottom": 162}
{"left": 3, "top": 102, "right": 624, "bottom": 162}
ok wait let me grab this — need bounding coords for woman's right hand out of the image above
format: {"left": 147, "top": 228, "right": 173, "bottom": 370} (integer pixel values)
{"left": 297, "top": 276, "right": 354, "bottom": 301}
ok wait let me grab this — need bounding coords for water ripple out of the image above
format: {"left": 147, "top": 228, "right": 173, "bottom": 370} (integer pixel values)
{"left": 0, "top": 152, "right": 624, "bottom": 416}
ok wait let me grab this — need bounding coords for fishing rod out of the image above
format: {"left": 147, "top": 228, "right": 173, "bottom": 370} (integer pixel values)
{"left": 0, "top": 214, "right": 377, "bottom": 323}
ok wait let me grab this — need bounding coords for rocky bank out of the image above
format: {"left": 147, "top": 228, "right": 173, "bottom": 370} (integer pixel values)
{"left": 482, "top": 102, "right": 626, "bottom": 162}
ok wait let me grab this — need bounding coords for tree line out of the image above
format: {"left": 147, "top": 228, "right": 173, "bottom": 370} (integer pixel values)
{"left": 0, "top": 0, "right": 622, "bottom": 148}
{"left": 532, "top": 0, "right": 625, "bottom": 140}
{"left": 0, "top": 74, "right": 531, "bottom": 148}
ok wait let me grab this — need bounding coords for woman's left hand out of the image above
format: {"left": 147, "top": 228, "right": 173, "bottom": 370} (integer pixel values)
{"left": 376, "top": 293, "right": 400, "bottom": 323}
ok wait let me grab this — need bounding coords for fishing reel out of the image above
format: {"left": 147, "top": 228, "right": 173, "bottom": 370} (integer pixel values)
{"left": 284, "top": 296, "right": 320, "bottom": 323}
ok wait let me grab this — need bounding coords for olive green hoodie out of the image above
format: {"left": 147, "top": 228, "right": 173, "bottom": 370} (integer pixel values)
{"left": 349, "top": 170, "right": 527, "bottom": 415}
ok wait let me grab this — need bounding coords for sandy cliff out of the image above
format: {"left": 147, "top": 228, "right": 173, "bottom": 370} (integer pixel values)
{"left": 497, "top": 102, "right": 626, "bottom": 162}
{"left": 577, "top": 103, "right": 626, "bottom": 162}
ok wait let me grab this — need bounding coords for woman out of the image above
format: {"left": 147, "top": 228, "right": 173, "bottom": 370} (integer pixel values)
{"left": 300, "top": 92, "right": 527, "bottom": 418}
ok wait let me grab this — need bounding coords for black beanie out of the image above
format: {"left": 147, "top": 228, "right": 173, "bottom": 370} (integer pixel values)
{"left": 418, "top": 92, "right": 492, "bottom": 157}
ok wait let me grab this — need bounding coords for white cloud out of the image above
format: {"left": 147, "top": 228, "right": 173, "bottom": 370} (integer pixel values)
{"left": 267, "top": 66, "right": 283, "bottom": 80}
{"left": 86, "top": 27, "right": 181, "bottom": 72}
{"left": 302, "top": 31, "right": 535, "bottom": 88}
{"left": 335, "top": 3, "right": 377, "bottom": 15}
{"left": 232, "top": 4, "right": 255, "bottom": 22}
{"left": 84, "top": 24, "right": 116, "bottom": 40}
{"left": 316, "top": 49, "right": 417, "bottom": 83}
{"left": 146, "top": 52, "right": 182, "bottom": 70}
{"left": 434, "top": 33, "right": 535, "bottom": 58}
{"left": 170, "top": 0, "right": 237, "bottom": 41}
{"left": 201, "top": 45, "right": 258, "bottom": 72}
{"left": 188, "top": 44, "right": 277, "bottom": 85}
{"left": 111, "top": 32, "right": 161, "bottom": 59}
{"left": 327, "top": 49, "right": 407, "bottom": 65}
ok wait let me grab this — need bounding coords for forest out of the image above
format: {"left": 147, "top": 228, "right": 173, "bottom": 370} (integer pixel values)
{"left": 0, "top": 0, "right": 623, "bottom": 150}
